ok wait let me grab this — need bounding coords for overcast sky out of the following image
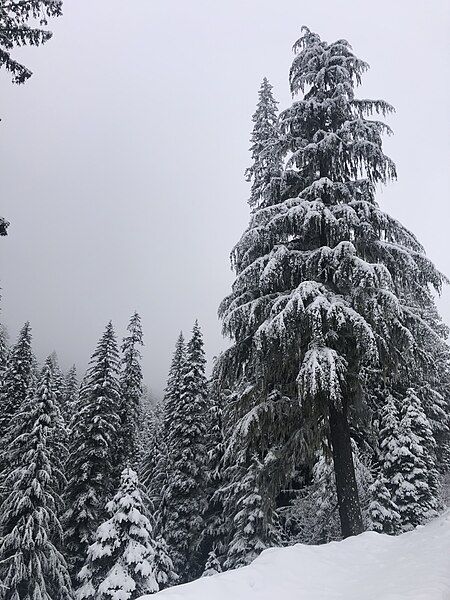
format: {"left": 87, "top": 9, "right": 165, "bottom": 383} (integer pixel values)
{"left": 0, "top": 0, "right": 449, "bottom": 396}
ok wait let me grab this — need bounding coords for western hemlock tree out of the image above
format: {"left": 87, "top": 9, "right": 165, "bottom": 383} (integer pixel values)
{"left": 76, "top": 468, "right": 158, "bottom": 600}
{"left": 0, "top": 359, "right": 73, "bottom": 600}
{"left": 369, "top": 474, "right": 401, "bottom": 535}
{"left": 245, "top": 77, "right": 282, "bottom": 209}
{"left": 64, "top": 322, "right": 122, "bottom": 580}
{"left": 218, "top": 26, "right": 448, "bottom": 539}
{"left": 119, "top": 311, "right": 144, "bottom": 469}
{"left": 0, "top": 0, "right": 62, "bottom": 84}
{"left": 162, "top": 322, "right": 208, "bottom": 581}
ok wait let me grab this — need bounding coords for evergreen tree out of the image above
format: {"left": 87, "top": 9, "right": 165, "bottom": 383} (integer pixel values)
{"left": 0, "top": 323, "right": 9, "bottom": 380}
{"left": 153, "top": 535, "right": 178, "bottom": 591}
{"left": 245, "top": 77, "right": 282, "bottom": 209}
{"left": 400, "top": 389, "right": 440, "bottom": 511}
{"left": 218, "top": 26, "right": 449, "bottom": 539}
{"left": 64, "top": 322, "right": 122, "bottom": 580}
{"left": 162, "top": 322, "right": 209, "bottom": 581}
{"left": 76, "top": 468, "right": 158, "bottom": 600}
{"left": 388, "top": 391, "right": 438, "bottom": 530}
{"left": 0, "top": 321, "right": 33, "bottom": 440}
{"left": 142, "top": 333, "right": 185, "bottom": 511}
{"left": 201, "top": 370, "right": 227, "bottom": 564}
{"left": 0, "top": 218, "right": 9, "bottom": 236}
{"left": 369, "top": 474, "right": 401, "bottom": 535}
{"left": 119, "top": 311, "right": 144, "bottom": 469}
{"left": 0, "top": 359, "right": 73, "bottom": 600}
{"left": 283, "top": 445, "right": 372, "bottom": 545}
{"left": 225, "top": 454, "right": 281, "bottom": 570}
{"left": 0, "top": 322, "right": 33, "bottom": 494}
{"left": 0, "top": 0, "right": 63, "bottom": 84}
{"left": 63, "top": 364, "right": 79, "bottom": 427}
{"left": 202, "top": 549, "right": 222, "bottom": 577}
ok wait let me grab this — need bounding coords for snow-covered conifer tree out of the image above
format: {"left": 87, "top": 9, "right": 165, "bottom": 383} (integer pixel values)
{"left": 0, "top": 322, "right": 33, "bottom": 494}
{"left": 64, "top": 322, "right": 122, "bottom": 580}
{"left": 0, "top": 321, "right": 33, "bottom": 441}
{"left": 225, "top": 454, "right": 281, "bottom": 569}
{"left": 0, "top": 323, "right": 9, "bottom": 381}
{"left": 218, "top": 26, "right": 449, "bottom": 539}
{"left": 119, "top": 312, "right": 144, "bottom": 469}
{"left": 162, "top": 322, "right": 209, "bottom": 581}
{"left": 202, "top": 549, "right": 222, "bottom": 577}
{"left": 245, "top": 77, "right": 282, "bottom": 209}
{"left": 76, "top": 468, "right": 158, "bottom": 600}
{"left": 0, "top": 359, "right": 73, "bottom": 599}
{"left": 400, "top": 389, "right": 440, "bottom": 511}
{"left": 63, "top": 364, "right": 79, "bottom": 427}
{"left": 369, "top": 474, "right": 401, "bottom": 535}
{"left": 201, "top": 369, "right": 227, "bottom": 564}
{"left": 153, "top": 535, "right": 178, "bottom": 591}
{"left": 141, "top": 334, "right": 185, "bottom": 518}
{"left": 387, "top": 391, "right": 438, "bottom": 530}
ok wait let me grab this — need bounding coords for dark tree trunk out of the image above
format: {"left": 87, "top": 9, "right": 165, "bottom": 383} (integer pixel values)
{"left": 328, "top": 401, "right": 364, "bottom": 538}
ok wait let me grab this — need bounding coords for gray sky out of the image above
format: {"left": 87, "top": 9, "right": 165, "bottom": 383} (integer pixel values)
{"left": 1, "top": 0, "right": 449, "bottom": 396}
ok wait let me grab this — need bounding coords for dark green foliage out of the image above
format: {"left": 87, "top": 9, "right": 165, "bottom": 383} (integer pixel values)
{"left": 217, "top": 26, "right": 449, "bottom": 540}
{"left": 0, "top": 359, "right": 73, "bottom": 599}
{"left": 162, "top": 322, "right": 209, "bottom": 581}
{"left": 0, "top": 0, "right": 63, "bottom": 84}
{"left": 63, "top": 322, "right": 122, "bottom": 580}
{"left": 119, "top": 312, "right": 144, "bottom": 469}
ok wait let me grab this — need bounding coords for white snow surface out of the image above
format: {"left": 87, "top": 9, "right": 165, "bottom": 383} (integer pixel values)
{"left": 139, "top": 512, "right": 450, "bottom": 600}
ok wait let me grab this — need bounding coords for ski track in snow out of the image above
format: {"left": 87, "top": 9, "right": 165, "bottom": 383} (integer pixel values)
{"left": 139, "top": 512, "right": 450, "bottom": 600}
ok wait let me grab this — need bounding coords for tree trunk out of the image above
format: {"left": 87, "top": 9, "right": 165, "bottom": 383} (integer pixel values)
{"left": 328, "top": 401, "right": 364, "bottom": 538}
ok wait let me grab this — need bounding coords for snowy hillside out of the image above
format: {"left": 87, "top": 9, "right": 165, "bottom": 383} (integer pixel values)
{"left": 140, "top": 513, "right": 450, "bottom": 600}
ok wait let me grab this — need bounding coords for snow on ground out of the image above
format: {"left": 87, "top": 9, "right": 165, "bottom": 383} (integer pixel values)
{"left": 140, "top": 512, "right": 450, "bottom": 600}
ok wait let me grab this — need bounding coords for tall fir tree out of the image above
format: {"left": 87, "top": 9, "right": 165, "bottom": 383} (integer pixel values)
{"left": 399, "top": 389, "right": 440, "bottom": 512}
{"left": 390, "top": 391, "right": 438, "bottom": 530}
{"left": 245, "top": 77, "right": 283, "bottom": 209}
{"left": 63, "top": 322, "right": 122, "bottom": 580}
{"left": 369, "top": 474, "right": 401, "bottom": 535}
{"left": 0, "top": 321, "right": 33, "bottom": 495}
{"left": 76, "top": 468, "right": 159, "bottom": 600}
{"left": 218, "top": 26, "right": 449, "bottom": 539}
{"left": 119, "top": 311, "right": 144, "bottom": 469}
{"left": 142, "top": 333, "right": 186, "bottom": 516}
{"left": 0, "top": 323, "right": 9, "bottom": 381}
{"left": 0, "top": 321, "right": 33, "bottom": 440}
{"left": 162, "top": 322, "right": 209, "bottom": 581}
{"left": 63, "top": 364, "right": 79, "bottom": 427}
{"left": 0, "top": 359, "right": 73, "bottom": 600}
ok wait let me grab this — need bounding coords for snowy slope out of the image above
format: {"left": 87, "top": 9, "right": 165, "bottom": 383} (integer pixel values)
{"left": 140, "top": 512, "right": 450, "bottom": 600}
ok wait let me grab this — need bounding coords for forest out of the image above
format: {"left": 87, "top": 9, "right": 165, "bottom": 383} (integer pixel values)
{"left": 0, "top": 3, "right": 449, "bottom": 600}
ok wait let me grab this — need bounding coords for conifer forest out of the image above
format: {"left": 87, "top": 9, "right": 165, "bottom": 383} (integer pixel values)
{"left": 0, "top": 2, "right": 449, "bottom": 599}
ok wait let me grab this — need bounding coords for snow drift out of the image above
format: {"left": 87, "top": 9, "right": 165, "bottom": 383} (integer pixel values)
{"left": 139, "top": 512, "right": 450, "bottom": 600}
